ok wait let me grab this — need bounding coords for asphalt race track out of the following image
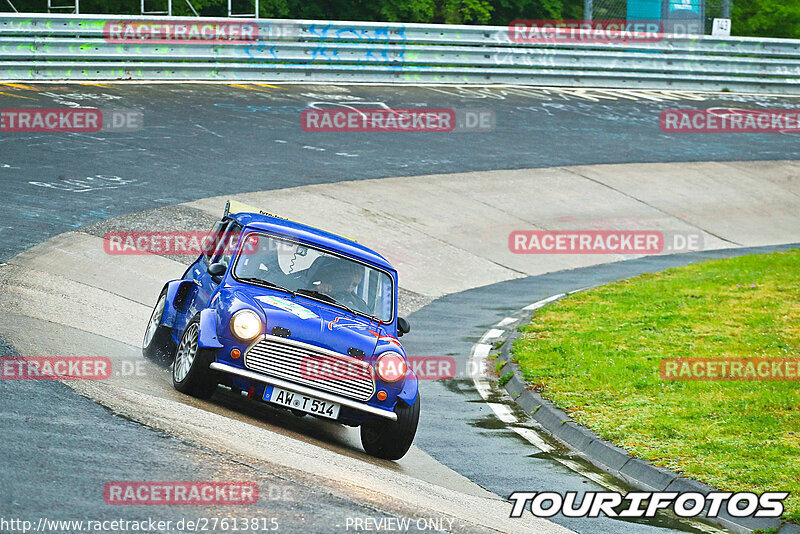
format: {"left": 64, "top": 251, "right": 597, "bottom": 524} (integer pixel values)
{"left": 406, "top": 242, "right": 800, "bottom": 534}
{"left": 2, "top": 84, "right": 800, "bottom": 259}
{"left": 1, "top": 83, "right": 800, "bottom": 534}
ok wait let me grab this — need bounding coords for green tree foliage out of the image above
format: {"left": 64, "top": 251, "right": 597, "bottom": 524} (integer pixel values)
{"left": 376, "top": 0, "right": 436, "bottom": 22}
{"left": 4, "top": 0, "right": 569, "bottom": 21}
{"left": 3, "top": 0, "right": 796, "bottom": 39}
{"left": 437, "top": 0, "right": 493, "bottom": 24}
{"left": 732, "top": 0, "right": 800, "bottom": 39}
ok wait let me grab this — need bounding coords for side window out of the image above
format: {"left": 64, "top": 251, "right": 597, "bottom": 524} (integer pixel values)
{"left": 214, "top": 222, "right": 243, "bottom": 268}
{"left": 203, "top": 220, "right": 227, "bottom": 266}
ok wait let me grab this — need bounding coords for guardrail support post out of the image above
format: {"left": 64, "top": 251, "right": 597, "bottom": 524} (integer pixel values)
{"left": 184, "top": 0, "right": 199, "bottom": 16}
{"left": 721, "top": 0, "right": 731, "bottom": 19}
{"left": 47, "top": 0, "right": 78, "bottom": 14}
{"left": 141, "top": 0, "right": 172, "bottom": 15}
{"left": 228, "top": 0, "right": 258, "bottom": 18}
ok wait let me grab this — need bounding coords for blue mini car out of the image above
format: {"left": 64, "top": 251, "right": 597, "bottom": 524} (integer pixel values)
{"left": 142, "top": 201, "right": 419, "bottom": 460}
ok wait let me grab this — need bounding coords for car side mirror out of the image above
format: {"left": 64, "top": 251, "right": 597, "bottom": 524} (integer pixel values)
{"left": 208, "top": 261, "right": 227, "bottom": 283}
{"left": 397, "top": 317, "right": 411, "bottom": 337}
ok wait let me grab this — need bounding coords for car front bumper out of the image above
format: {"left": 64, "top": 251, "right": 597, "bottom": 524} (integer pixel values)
{"left": 209, "top": 362, "right": 398, "bottom": 421}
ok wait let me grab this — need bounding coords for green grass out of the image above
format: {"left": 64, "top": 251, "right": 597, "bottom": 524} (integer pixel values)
{"left": 499, "top": 371, "right": 514, "bottom": 387}
{"left": 513, "top": 250, "right": 800, "bottom": 521}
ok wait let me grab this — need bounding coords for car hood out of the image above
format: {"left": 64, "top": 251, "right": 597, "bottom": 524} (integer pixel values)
{"left": 243, "top": 290, "right": 381, "bottom": 358}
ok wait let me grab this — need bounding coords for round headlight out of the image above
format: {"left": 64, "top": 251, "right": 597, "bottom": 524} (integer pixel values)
{"left": 231, "top": 309, "right": 262, "bottom": 341}
{"left": 375, "top": 352, "right": 407, "bottom": 383}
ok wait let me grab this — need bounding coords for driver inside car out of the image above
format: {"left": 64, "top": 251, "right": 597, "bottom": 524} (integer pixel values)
{"left": 312, "top": 258, "right": 370, "bottom": 314}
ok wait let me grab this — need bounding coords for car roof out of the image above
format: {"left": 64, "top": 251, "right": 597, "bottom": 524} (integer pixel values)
{"left": 229, "top": 211, "right": 396, "bottom": 273}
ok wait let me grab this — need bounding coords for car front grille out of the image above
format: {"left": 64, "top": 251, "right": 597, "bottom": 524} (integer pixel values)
{"left": 244, "top": 335, "right": 376, "bottom": 402}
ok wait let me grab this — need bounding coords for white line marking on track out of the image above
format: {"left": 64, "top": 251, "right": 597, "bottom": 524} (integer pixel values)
{"left": 472, "top": 343, "right": 491, "bottom": 363}
{"left": 523, "top": 294, "right": 565, "bottom": 311}
{"left": 480, "top": 329, "right": 504, "bottom": 343}
{"left": 511, "top": 427, "right": 553, "bottom": 453}
{"left": 567, "top": 286, "right": 596, "bottom": 294}
{"left": 194, "top": 124, "right": 223, "bottom": 138}
{"left": 16, "top": 81, "right": 800, "bottom": 98}
{"left": 474, "top": 380, "right": 492, "bottom": 398}
{"left": 470, "top": 300, "right": 728, "bottom": 534}
{"left": 557, "top": 458, "right": 626, "bottom": 493}
{"left": 496, "top": 317, "right": 516, "bottom": 327}
{"left": 468, "top": 304, "right": 628, "bottom": 494}
{"left": 487, "top": 402, "right": 518, "bottom": 424}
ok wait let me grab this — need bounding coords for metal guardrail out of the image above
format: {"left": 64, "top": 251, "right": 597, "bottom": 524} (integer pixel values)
{"left": 0, "top": 13, "right": 799, "bottom": 92}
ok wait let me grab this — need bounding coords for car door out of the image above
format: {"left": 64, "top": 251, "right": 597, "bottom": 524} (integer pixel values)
{"left": 185, "top": 218, "right": 242, "bottom": 320}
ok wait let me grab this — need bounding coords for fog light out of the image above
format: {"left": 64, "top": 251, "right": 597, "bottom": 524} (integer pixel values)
{"left": 377, "top": 390, "right": 387, "bottom": 401}
{"left": 230, "top": 348, "right": 241, "bottom": 359}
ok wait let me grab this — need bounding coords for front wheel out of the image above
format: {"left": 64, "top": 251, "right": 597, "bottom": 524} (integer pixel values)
{"left": 172, "top": 319, "right": 217, "bottom": 399}
{"left": 142, "top": 290, "right": 175, "bottom": 364}
{"left": 360, "top": 394, "right": 420, "bottom": 460}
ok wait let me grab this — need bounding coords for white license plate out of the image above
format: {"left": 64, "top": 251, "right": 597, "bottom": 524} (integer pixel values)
{"left": 264, "top": 386, "right": 340, "bottom": 420}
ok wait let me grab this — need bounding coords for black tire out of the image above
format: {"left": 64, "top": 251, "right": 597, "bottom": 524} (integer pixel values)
{"left": 172, "top": 318, "right": 217, "bottom": 399}
{"left": 142, "top": 289, "right": 176, "bottom": 364}
{"left": 360, "top": 393, "right": 420, "bottom": 460}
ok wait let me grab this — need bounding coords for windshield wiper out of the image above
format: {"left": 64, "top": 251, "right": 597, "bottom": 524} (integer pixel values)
{"left": 296, "top": 289, "right": 358, "bottom": 318}
{"left": 238, "top": 277, "right": 295, "bottom": 297}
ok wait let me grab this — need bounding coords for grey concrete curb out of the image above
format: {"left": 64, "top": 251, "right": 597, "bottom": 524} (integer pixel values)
{"left": 491, "top": 291, "right": 793, "bottom": 534}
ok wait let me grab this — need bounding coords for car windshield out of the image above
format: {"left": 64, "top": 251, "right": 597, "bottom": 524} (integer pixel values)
{"left": 232, "top": 232, "right": 394, "bottom": 323}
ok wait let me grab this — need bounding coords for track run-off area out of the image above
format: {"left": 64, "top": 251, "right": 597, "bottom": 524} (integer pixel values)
{"left": 1, "top": 83, "right": 799, "bottom": 533}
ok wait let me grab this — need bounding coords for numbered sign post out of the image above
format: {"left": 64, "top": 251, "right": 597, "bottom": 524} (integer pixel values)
{"left": 712, "top": 18, "right": 731, "bottom": 37}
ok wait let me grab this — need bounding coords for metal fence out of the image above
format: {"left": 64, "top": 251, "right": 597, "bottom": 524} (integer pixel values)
{"left": 0, "top": 13, "right": 798, "bottom": 93}
{"left": 585, "top": 0, "right": 733, "bottom": 34}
